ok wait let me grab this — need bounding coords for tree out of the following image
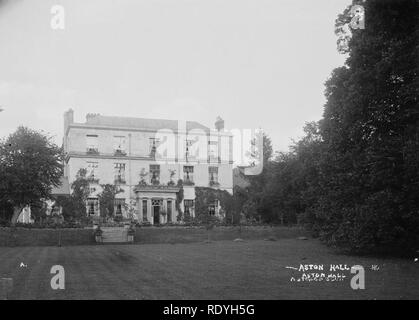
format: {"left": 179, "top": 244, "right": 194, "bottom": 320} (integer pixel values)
{"left": 66, "top": 168, "right": 90, "bottom": 221}
{"left": 241, "top": 133, "right": 275, "bottom": 222}
{"left": 98, "top": 184, "right": 124, "bottom": 218}
{"left": 0, "top": 126, "right": 63, "bottom": 224}
{"left": 312, "top": 0, "right": 419, "bottom": 255}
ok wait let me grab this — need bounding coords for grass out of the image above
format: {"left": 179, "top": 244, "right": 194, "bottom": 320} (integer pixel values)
{"left": 0, "top": 239, "right": 418, "bottom": 299}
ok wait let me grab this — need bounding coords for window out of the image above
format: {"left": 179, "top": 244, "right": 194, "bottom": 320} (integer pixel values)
{"left": 151, "top": 199, "right": 163, "bottom": 206}
{"left": 184, "top": 200, "right": 194, "bottom": 217}
{"left": 113, "top": 136, "right": 126, "bottom": 155}
{"left": 150, "top": 164, "right": 160, "bottom": 185}
{"left": 208, "top": 139, "right": 218, "bottom": 162}
{"left": 167, "top": 200, "right": 172, "bottom": 223}
{"left": 185, "top": 139, "right": 194, "bottom": 160}
{"left": 142, "top": 200, "right": 148, "bottom": 221}
{"left": 87, "top": 198, "right": 99, "bottom": 216}
{"left": 114, "top": 199, "right": 125, "bottom": 215}
{"left": 86, "top": 135, "right": 98, "bottom": 153}
{"left": 86, "top": 161, "right": 99, "bottom": 182}
{"left": 208, "top": 204, "right": 216, "bottom": 215}
{"left": 209, "top": 166, "right": 219, "bottom": 185}
{"left": 149, "top": 138, "right": 160, "bottom": 155}
{"left": 208, "top": 200, "right": 218, "bottom": 216}
{"left": 114, "top": 163, "right": 126, "bottom": 184}
{"left": 183, "top": 166, "right": 194, "bottom": 185}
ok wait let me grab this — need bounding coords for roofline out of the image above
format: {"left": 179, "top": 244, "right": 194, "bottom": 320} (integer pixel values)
{"left": 65, "top": 123, "right": 233, "bottom": 137}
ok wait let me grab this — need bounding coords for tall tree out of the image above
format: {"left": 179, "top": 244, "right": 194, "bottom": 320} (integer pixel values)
{"left": 0, "top": 126, "right": 63, "bottom": 224}
{"left": 315, "top": 0, "right": 419, "bottom": 254}
{"left": 67, "top": 168, "right": 90, "bottom": 220}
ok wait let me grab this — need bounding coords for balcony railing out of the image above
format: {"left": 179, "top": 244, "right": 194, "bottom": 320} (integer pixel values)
{"left": 209, "top": 180, "right": 220, "bottom": 187}
{"left": 183, "top": 179, "right": 195, "bottom": 186}
{"left": 114, "top": 178, "right": 126, "bottom": 185}
{"left": 86, "top": 148, "right": 99, "bottom": 155}
{"left": 114, "top": 149, "right": 127, "bottom": 156}
{"left": 150, "top": 177, "right": 160, "bottom": 186}
{"left": 87, "top": 176, "right": 100, "bottom": 184}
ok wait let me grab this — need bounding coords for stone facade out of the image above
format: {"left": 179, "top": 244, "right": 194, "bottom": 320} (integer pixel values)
{"left": 63, "top": 109, "right": 233, "bottom": 224}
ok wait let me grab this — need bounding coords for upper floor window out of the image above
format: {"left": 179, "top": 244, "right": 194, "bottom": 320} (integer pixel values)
{"left": 149, "top": 138, "right": 160, "bottom": 156}
{"left": 87, "top": 198, "right": 99, "bottom": 216}
{"left": 86, "top": 161, "right": 99, "bottom": 182}
{"left": 114, "top": 163, "right": 126, "bottom": 184}
{"left": 209, "top": 166, "right": 219, "bottom": 186}
{"left": 183, "top": 166, "right": 194, "bottom": 185}
{"left": 184, "top": 199, "right": 195, "bottom": 217}
{"left": 185, "top": 139, "right": 194, "bottom": 161}
{"left": 150, "top": 164, "right": 160, "bottom": 185}
{"left": 208, "top": 139, "right": 219, "bottom": 162}
{"left": 114, "top": 136, "right": 126, "bottom": 155}
{"left": 86, "top": 135, "right": 98, "bottom": 154}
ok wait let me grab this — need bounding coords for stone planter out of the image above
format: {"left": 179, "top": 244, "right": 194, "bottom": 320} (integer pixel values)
{"left": 127, "top": 234, "right": 134, "bottom": 243}
{"left": 95, "top": 234, "right": 102, "bottom": 243}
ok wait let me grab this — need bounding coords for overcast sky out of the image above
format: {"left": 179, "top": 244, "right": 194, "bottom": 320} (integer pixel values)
{"left": 0, "top": 0, "right": 349, "bottom": 152}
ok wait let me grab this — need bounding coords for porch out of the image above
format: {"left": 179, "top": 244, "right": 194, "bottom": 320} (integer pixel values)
{"left": 134, "top": 185, "right": 180, "bottom": 225}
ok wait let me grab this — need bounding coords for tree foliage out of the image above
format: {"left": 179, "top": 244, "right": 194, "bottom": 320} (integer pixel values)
{"left": 234, "top": 0, "right": 419, "bottom": 255}
{"left": 66, "top": 168, "right": 90, "bottom": 220}
{"left": 98, "top": 184, "right": 124, "bottom": 218}
{"left": 309, "top": 0, "right": 419, "bottom": 255}
{"left": 0, "top": 126, "right": 63, "bottom": 223}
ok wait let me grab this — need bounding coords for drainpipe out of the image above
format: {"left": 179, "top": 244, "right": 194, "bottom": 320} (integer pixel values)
{"left": 128, "top": 133, "right": 132, "bottom": 210}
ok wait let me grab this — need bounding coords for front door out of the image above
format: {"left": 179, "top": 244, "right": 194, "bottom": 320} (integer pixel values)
{"left": 153, "top": 205, "right": 160, "bottom": 224}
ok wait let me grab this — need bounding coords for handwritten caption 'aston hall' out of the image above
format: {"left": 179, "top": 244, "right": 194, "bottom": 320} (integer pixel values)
{"left": 286, "top": 264, "right": 361, "bottom": 283}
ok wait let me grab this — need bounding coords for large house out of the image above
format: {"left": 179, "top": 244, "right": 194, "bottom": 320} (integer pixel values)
{"left": 63, "top": 109, "right": 233, "bottom": 224}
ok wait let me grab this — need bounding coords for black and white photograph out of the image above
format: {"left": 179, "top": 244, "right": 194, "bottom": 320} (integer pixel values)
{"left": 0, "top": 0, "right": 418, "bottom": 308}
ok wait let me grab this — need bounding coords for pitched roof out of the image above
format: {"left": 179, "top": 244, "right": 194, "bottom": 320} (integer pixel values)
{"left": 84, "top": 114, "right": 210, "bottom": 132}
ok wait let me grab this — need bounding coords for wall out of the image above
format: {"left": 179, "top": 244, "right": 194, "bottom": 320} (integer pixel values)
{"left": 0, "top": 228, "right": 94, "bottom": 247}
{"left": 0, "top": 226, "right": 307, "bottom": 247}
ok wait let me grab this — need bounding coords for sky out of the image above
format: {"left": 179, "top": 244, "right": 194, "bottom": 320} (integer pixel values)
{"left": 0, "top": 0, "right": 349, "bottom": 152}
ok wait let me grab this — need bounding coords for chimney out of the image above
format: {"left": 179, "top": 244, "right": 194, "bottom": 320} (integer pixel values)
{"left": 64, "top": 108, "right": 74, "bottom": 133}
{"left": 86, "top": 113, "right": 100, "bottom": 123}
{"left": 63, "top": 109, "right": 74, "bottom": 155}
{"left": 215, "top": 116, "right": 224, "bottom": 131}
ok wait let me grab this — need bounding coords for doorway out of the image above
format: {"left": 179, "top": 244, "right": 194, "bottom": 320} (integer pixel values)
{"left": 153, "top": 205, "right": 160, "bottom": 225}
{"left": 152, "top": 199, "right": 163, "bottom": 225}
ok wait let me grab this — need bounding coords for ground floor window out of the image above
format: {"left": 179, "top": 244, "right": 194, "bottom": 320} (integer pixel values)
{"left": 167, "top": 200, "right": 172, "bottom": 222}
{"left": 208, "top": 200, "right": 219, "bottom": 215}
{"left": 114, "top": 199, "right": 125, "bottom": 215}
{"left": 87, "top": 198, "right": 99, "bottom": 216}
{"left": 208, "top": 205, "right": 216, "bottom": 215}
{"left": 142, "top": 199, "right": 148, "bottom": 221}
{"left": 184, "top": 199, "right": 195, "bottom": 217}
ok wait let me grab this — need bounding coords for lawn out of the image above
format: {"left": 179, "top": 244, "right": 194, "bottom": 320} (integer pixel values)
{"left": 0, "top": 239, "right": 418, "bottom": 299}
